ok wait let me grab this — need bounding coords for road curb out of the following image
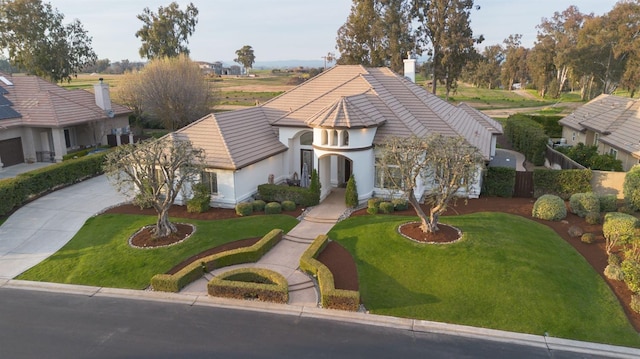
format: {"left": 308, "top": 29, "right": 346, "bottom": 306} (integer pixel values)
{"left": 3, "top": 280, "right": 640, "bottom": 358}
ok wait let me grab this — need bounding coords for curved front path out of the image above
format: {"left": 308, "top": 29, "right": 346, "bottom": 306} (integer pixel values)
{"left": 0, "top": 175, "right": 128, "bottom": 279}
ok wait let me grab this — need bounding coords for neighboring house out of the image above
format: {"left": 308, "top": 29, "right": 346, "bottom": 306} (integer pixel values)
{"left": 0, "top": 73, "right": 130, "bottom": 168}
{"left": 173, "top": 60, "right": 502, "bottom": 208}
{"left": 559, "top": 94, "right": 640, "bottom": 171}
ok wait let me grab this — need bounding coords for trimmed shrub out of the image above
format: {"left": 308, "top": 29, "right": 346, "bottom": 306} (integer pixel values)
{"left": 603, "top": 212, "right": 639, "bottom": 254}
{"left": 151, "top": 229, "right": 283, "bottom": 292}
{"left": 207, "top": 268, "right": 288, "bottom": 304}
{"left": 604, "top": 264, "right": 625, "bottom": 281}
{"left": 392, "top": 198, "right": 409, "bottom": 211}
{"left": 379, "top": 201, "right": 394, "bottom": 214}
{"left": 309, "top": 169, "right": 321, "bottom": 205}
{"left": 367, "top": 198, "right": 382, "bottom": 209}
{"left": 618, "top": 206, "right": 635, "bottom": 215}
{"left": 581, "top": 232, "right": 596, "bottom": 244}
{"left": 345, "top": 175, "right": 358, "bottom": 208}
{"left": 533, "top": 169, "right": 592, "bottom": 199}
{"left": 532, "top": 194, "right": 566, "bottom": 221}
{"left": 265, "top": 202, "right": 282, "bottom": 214}
{"left": 624, "top": 165, "right": 640, "bottom": 211}
{"left": 569, "top": 192, "right": 600, "bottom": 218}
{"left": 281, "top": 200, "right": 296, "bottom": 212}
{"left": 482, "top": 166, "right": 516, "bottom": 197}
{"left": 598, "top": 194, "right": 618, "bottom": 213}
{"left": 631, "top": 295, "right": 640, "bottom": 314}
{"left": 585, "top": 212, "right": 601, "bottom": 225}
{"left": 252, "top": 200, "right": 266, "bottom": 212}
{"left": 299, "top": 234, "right": 360, "bottom": 311}
{"left": 622, "top": 258, "right": 640, "bottom": 293}
{"left": 568, "top": 225, "right": 583, "bottom": 238}
{"left": 187, "top": 183, "right": 211, "bottom": 213}
{"left": 257, "top": 184, "right": 318, "bottom": 207}
{"left": 235, "top": 202, "right": 253, "bottom": 216}
{"left": 367, "top": 206, "right": 379, "bottom": 215}
{"left": 504, "top": 115, "right": 548, "bottom": 165}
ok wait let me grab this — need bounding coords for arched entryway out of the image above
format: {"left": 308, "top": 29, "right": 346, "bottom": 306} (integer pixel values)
{"left": 317, "top": 154, "right": 353, "bottom": 199}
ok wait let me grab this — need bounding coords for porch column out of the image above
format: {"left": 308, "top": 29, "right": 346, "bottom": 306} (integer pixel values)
{"left": 51, "top": 128, "right": 66, "bottom": 162}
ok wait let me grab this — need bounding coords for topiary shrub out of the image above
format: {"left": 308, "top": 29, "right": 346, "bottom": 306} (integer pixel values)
{"left": 309, "top": 169, "right": 321, "bottom": 205}
{"left": 581, "top": 232, "right": 596, "bottom": 244}
{"left": 569, "top": 192, "right": 600, "bottom": 218}
{"left": 585, "top": 212, "right": 601, "bottom": 225}
{"left": 281, "top": 200, "right": 296, "bottom": 212}
{"left": 568, "top": 225, "right": 583, "bottom": 238}
{"left": 379, "top": 201, "right": 394, "bottom": 214}
{"left": 392, "top": 198, "right": 409, "bottom": 211}
{"left": 631, "top": 294, "right": 640, "bottom": 314}
{"left": 532, "top": 194, "right": 566, "bottom": 221}
{"left": 622, "top": 258, "right": 640, "bottom": 293}
{"left": 252, "top": 200, "right": 266, "bottom": 212}
{"left": 235, "top": 202, "right": 253, "bottom": 216}
{"left": 604, "top": 264, "right": 625, "bottom": 281}
{"left": 345, "top": 175, "right": 359, "bottom": 208}
{"left": 603, "top": 212, "right": 639, "bottom": 254}
{"left": 265, "top": 202, "right": 282, "bottom": 214}
{"left": 599, "top": 194, "right": 618, "bottom": 213}
{"left": 624, "top": 165, "right": 640, "bottom": 211}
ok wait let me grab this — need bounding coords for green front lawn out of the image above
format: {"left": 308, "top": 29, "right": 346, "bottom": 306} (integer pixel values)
{"left": 17, "top": 214, "right": 298, "bottom": 289}
{"left": 328, "top": 212, "right": 640, "bottom": 347}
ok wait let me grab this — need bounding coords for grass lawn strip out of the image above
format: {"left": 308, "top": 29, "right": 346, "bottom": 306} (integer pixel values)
{"left": 17, "top": 214, "right": 298, "bottom": 289}
{"left": 328, "top": 212, "right": 640, "bottom": 348}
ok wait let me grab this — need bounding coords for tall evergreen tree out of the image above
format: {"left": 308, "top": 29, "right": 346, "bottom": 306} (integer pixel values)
{"left": 0, "top": 0, "right": 96, "bottom": 83}
{"left": 136, "top": 2, "right": 198, "bottom": 60}
{"left": 411, "top": 0, "right": 483, "bottom": 99}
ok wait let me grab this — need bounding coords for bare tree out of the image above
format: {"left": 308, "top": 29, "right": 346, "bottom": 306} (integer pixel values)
{"left": 114, "top": 54, "right": 213, "bottom": 131}
{"left": 378, "top": 134, "right": 484, "bottom": 233}
{"left": 104, "top": 137, "right": 206, "bottom": 238}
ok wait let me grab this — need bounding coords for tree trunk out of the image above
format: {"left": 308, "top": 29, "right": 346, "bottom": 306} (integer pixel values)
{"left": 153, "top": 206, "right": 177, "bottom": 238}
{"left": 407, "top": 191, "right": 431, "bottom": 233}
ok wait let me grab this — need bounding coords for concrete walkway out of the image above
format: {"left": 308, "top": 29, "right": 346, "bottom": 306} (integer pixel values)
{"left": 0, "top": 175, "right": 128, "bottom": 279}
{"left": 181, "top": 188, "right": 348, "bottom": 306}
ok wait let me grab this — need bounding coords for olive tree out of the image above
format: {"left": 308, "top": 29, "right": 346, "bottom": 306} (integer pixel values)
{"left": 104, "top": 137, "right": 206, "bottom": 238}
{"left": 377, "top": 134, "right": 484, "bottom": 233}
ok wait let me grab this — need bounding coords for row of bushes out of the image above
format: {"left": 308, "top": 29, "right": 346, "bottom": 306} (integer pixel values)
{"left": 366, "top": 198, "right": 409, "bottom": 215}
{"left": 482, "top": 167, "right": 516, "bottom": 197}
{"left": 299, "top": 234, "right": 360, "bottom": 311}
{"left": 533, "top": 169, "right": 592, "bottom": 199}
{"left": 0, "top": 153, "right": 107, "bottom": 217}
{"left": 532, "top": 192, "right": 621, "bottom": 223}
{"left": 235, "top": 200, "right": 296, "bottom": 216}
{"left": 207, "top": 267, "right": 288, "bottom": 304}
{"left": 150, "top": 229, "right": 283, "bottom": 292}
{"left": 257, "top": 184, "right": 318, "bottom": 207}
{"left": 62, "top": 146, "right": 109, "bottom": 161}
{"left": 503, "top": 115, "right": 549, "bottom": 166}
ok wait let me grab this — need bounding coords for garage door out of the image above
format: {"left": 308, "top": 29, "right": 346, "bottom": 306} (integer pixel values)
{"left": 0, "top": 137, "right": 25, "bottom": 167}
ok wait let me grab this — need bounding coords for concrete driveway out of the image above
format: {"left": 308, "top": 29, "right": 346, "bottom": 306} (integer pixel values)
{"left": 0, "top": 175, "right": 128, "bottom": 279}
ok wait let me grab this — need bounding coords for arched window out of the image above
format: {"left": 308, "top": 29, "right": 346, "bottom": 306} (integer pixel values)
{"left": 300, "top": 131, "right": 313, "bottom": 146}
{"left": 321, "top": 130, "right": 328, "bottom": 145}
{"left": 332, "top": 130, "right": 338, "bottom": 146}
{"left": 342, "top": 131, "right": 349, "bottom": 146}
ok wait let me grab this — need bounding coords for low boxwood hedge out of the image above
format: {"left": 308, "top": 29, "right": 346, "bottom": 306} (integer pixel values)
{"left": 151, "top": 229, "right": 283, "bottom": 292}
{"left": 207, "top": 267, "right": 288, "bottom": 304}
{"left": 257, "top": 183, "right": 318, "bottom": 207}
{"left": 299, "top": 234, "right": 360, "bottom": 311}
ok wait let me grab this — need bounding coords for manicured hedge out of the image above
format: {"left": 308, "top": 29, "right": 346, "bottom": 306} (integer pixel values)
{"left": 207, "top": 267, "right": 288, "bottom": 304}
{"left": 0, "top": 153, "right": 107, "bottom": 217}
{"left": 533, "top": 169, "right": 592, "bottom": 199}
{"left": 482, "top": 166, "right": 516, "bottom": 197}
{"left": 257, "top": 184, "right": 318, "bottom": 207}
{"left": 504, "top": 115, "right": 549, "bottom": 166}
{"left": 569, "top": 192, "right": 600, "bottom": 218}
{"left": 299, "top": 234, "right": 360, "bottom": 311}
{"left": 151, "top": 229, "right": 283, "bottom": 292}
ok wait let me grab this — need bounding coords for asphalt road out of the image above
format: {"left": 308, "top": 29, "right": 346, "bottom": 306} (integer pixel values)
{"left": 0, "top": 288, "right": 607, "bottom": 359}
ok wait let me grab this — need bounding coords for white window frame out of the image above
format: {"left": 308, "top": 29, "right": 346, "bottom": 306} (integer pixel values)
{"left": 201, "top": 171, "right": 218, "bottom": 195}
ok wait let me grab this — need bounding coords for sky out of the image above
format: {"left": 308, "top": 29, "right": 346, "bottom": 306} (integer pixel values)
{"left": 50, "top": 0, "right": 619, "bottom": 64}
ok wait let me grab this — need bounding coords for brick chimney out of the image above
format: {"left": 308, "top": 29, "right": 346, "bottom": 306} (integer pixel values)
{"left": 93, "top": 78, "right": 113, "bottom": 116}
{"left": 403, "top": 52, "right": 416, "bottom": 83}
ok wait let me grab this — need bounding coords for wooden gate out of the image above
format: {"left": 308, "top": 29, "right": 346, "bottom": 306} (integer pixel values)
{"left": 514, "top": 171, "right": 534, "bottom": 198}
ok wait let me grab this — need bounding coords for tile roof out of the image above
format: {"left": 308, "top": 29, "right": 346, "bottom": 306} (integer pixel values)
{"left": 177, "top": 65, "right": 503, "bottom": 168}
{"left": 0, "top": 72, "right": 130, "bottom": 129}
{"left": 559, "top": 94, "right": 640, "bottom": 158}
